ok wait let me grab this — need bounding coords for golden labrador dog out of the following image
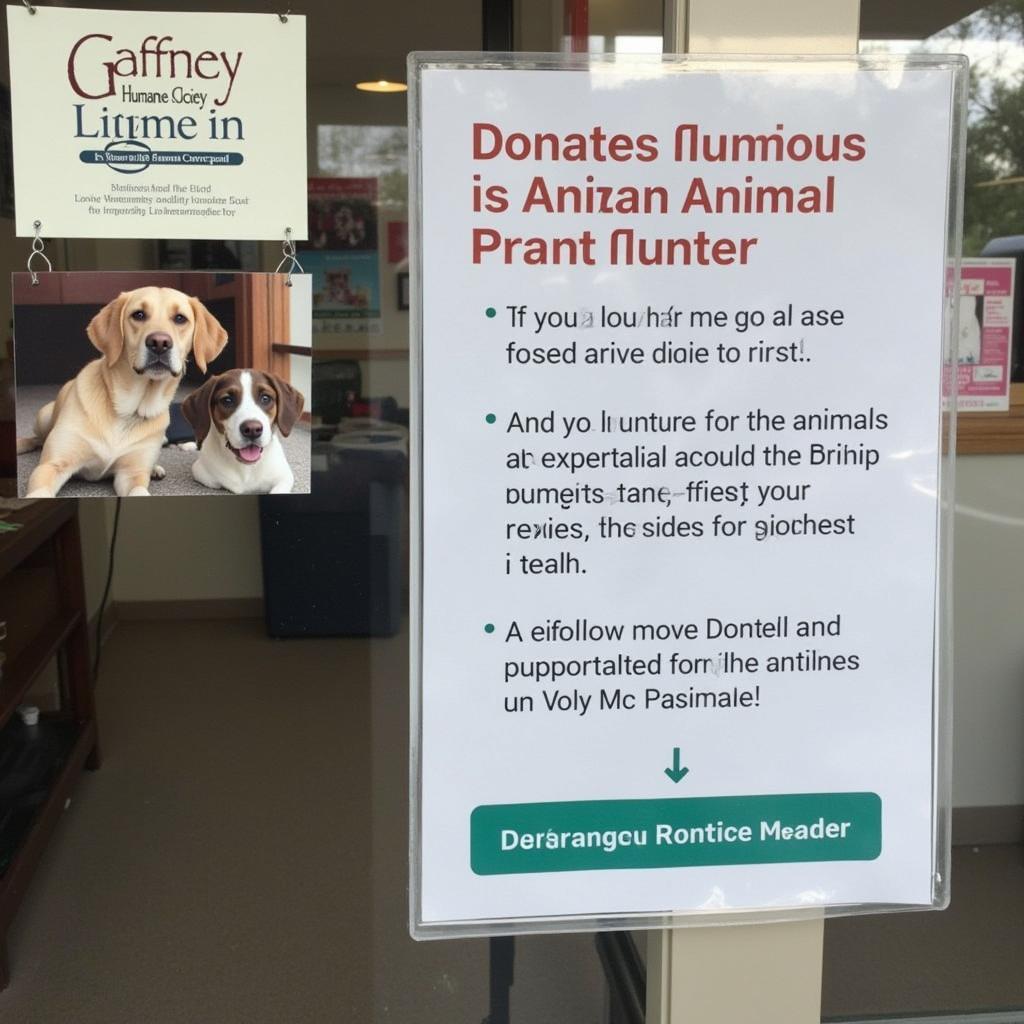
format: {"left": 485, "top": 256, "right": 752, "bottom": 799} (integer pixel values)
{"left": 17, "top": 287, "right": 228, "bottom": 497}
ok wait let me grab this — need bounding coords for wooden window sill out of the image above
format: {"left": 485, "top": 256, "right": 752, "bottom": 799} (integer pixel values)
{"left": 957, "top": 383, "right": 1024, "bottom": 454}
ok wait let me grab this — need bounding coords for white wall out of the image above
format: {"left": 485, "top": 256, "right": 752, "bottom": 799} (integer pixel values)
{"left": 953, "top": 456, "right": 1024, "bottom": 807}
{"left": 79, "top": 499, "right": 116, "bottom": 617}
{"left": 74, "top": 496, "right": 264, "bottom": 609}
{"left": 111, "top": 497, "right": 263, "bottom": 603}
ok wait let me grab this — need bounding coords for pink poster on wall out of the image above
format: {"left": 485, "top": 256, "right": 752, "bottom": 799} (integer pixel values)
{"left": 954, "top": 258, "right": 1015, "bottom": 412}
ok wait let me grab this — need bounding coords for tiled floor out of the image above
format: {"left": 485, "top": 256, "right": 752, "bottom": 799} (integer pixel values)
{"left": 823, "top": 844, "right": 1024, "bottom": 1019}
{"left": 2, "top": 618, "right": 606, "bottom": 1024}
{"left": 4, "top": 619, "right": 374, "bottom": 1023}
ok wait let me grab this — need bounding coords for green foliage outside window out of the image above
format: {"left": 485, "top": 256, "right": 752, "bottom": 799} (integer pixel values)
{"left": 943, "top": 1, "right": 1024, "bottom": 253}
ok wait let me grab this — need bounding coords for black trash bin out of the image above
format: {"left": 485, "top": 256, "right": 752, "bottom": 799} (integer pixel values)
{"left": 259, "top": 423, "right": 408, "bottom": 637}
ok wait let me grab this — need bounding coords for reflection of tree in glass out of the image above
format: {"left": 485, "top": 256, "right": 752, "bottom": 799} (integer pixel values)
{"left": 865, "top": 3, "right": 1024, "bottom": 253}
{"left": 317, "top": 125, "right": 409, "bottom": 208}
{"left": 939, "top": 2, "right": 1024, "bottom": 253}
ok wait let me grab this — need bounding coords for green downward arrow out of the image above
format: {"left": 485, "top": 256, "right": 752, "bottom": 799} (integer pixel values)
{"left": 664, "top": 747, "right": 689, "bottom": 783}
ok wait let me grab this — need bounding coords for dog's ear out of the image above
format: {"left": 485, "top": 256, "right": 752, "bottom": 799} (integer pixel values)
{"left": 181, "top": 376, "right": 219, "bottom": 446}
{"left": 267, "top": 373, "right": 305, "bottom": 437}
{"left": 188, "top": 298, "right": 228, "bottom": 373}
{"left": 87, "top": 293, "right": 130, "bottom": 367}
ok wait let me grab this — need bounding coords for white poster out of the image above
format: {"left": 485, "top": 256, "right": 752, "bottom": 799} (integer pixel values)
{"left": 952, "top": 257, "right": 1015, "bottom": 411}
{"left": 7, "top": 5, "right": 307, "bottom": 240}
{"left": 413, "top": 56, "right": 961, "bottom": 935}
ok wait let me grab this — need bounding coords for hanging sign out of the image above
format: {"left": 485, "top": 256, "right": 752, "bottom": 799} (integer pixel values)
{"left": 6, "top": 5, "right": 307, "bottom": 240}
{"left": 410, "top": 54, "right": 964, "bottom": 937}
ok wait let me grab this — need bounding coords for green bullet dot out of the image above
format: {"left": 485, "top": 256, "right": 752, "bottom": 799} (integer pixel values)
{"left": 485, "top": 413, "right": 497, "bottom": 424}
{"left": 484, "top": 623, "right": 495, "bottom": 634}
{"left": 486, "top": 307, "right": 496, "bottom": 318}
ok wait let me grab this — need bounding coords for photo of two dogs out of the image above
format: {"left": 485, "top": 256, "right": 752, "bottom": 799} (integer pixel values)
{"left": 13, "top": 273, "right": 311, "bottom": 498}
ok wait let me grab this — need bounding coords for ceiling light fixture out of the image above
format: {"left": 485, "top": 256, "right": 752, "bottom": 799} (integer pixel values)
{"left": 356, "top": 80, "right": 407, "bottom": 93}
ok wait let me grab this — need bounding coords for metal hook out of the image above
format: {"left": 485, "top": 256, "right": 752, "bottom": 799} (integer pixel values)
{"left": 274, "top": 227, "right": 304, "bottom": 287}
{"left": 27, "top": 220, "right": 51, "bottom": 286}
{"left": 278, "top": 9, "right": 290, "bottom": 22}
{"left": 22, "top": 0, "right": 36, "bottom": 13}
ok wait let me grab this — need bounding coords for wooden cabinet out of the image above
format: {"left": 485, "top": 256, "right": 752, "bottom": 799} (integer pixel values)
{"left": 0, "top": 500, "right": 100, "bottom": 989}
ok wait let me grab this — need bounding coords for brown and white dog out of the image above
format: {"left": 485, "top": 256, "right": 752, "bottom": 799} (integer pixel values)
{"left": 182, "top": 369, "right": 304, "bottom": 495}
{"left": 17, "top": 287, "right": 227, "bottom": 497}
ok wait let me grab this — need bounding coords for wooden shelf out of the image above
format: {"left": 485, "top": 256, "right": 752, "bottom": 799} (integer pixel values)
{"left": 957, "top": 382, "right": 1024, "bottom": 454}
{"left": 0, "top": 717, "right": 96, "bottom": 928}
{"left": 0, "top": 502, "right": 74, "bottom": 579}
{"left": 0, "top": 501, "right": 98, "bottom": 989}
{"left": 0, "top": 567, "right": 61, "bottom": 669}
{"left": 0, "top": 612, "right": 81, "bottom": 732}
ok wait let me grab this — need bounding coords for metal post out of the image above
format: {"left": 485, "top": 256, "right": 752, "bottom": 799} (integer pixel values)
{"left": 483, "top": 935, "right": 515, "bottom": 1024}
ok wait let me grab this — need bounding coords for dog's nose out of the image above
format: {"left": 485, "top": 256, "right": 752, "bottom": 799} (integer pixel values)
{"left": 240, "top": 420, "right": 263, "bottom": 441}
{"left": 146, "top": 333, "right": 172, "bottom": 354}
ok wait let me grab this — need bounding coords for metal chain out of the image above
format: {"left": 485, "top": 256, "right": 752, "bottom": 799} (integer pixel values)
{"left": 274, "top": 227, "right": 304, "bottom": 287}
{"left": 27, "top": 221, "right": 51, "bottom": 286}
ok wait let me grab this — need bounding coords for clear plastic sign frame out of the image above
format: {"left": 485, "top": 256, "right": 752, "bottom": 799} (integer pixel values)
{"left": 409, "top": 52, "right": 965, "bottom": 940}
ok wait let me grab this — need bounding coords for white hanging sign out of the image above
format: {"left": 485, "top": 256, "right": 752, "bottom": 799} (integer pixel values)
{"left": 7, "top": 5, "right": 307, "bottom": 240}
{"left": 410, "top": 54, "right": 964, "bottom": 938}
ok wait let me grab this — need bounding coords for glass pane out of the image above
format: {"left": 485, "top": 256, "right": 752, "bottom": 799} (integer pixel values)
{"left": 862, "top": 3, "right": 1024, "bottom": 383}
{"left": 3, "top": 1, "right": 1016, "bottom": 1021}
{"left": 0, "top": 1, "right": 662, "bottom": 1021}
{"left": 831, "top": 4, "right": 1024, "bottom": 1020}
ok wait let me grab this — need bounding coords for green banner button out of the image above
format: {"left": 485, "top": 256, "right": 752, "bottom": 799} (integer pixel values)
{"left": 470, "top": 793, "right": 881, "bottom": 875}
